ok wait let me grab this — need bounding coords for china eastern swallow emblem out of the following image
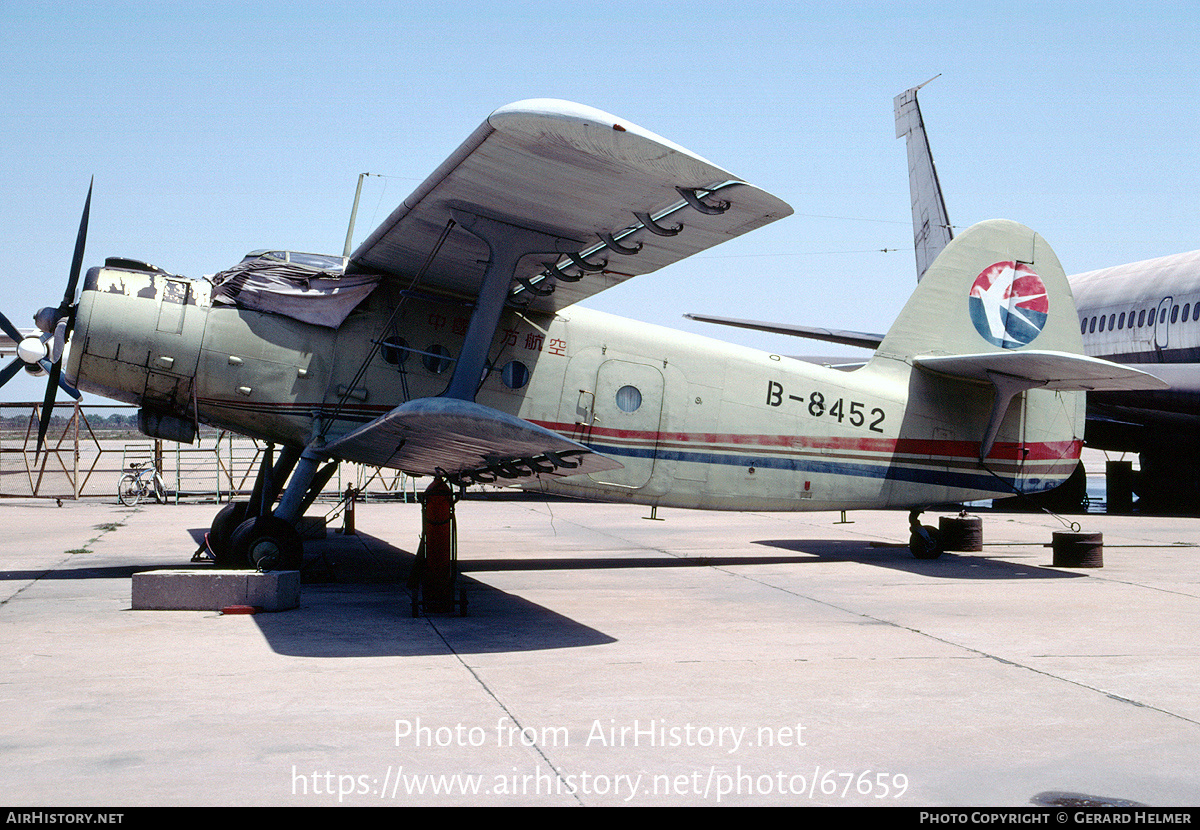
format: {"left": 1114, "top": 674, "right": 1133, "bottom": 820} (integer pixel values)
{"left": 968, "top": 261, "right": 1049, "bottom": 348}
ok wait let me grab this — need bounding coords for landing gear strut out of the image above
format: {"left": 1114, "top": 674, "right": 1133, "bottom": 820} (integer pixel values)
{"left": 908, "top": 509, "right": 943, "bottom": 559}
{"left": 206, "top": 443, "right": 337, "bottom": 570}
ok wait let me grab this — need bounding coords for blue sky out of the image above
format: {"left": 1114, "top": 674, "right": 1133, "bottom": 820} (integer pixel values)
{"left": 3, "top": 0, "right": 1198, "bottom": 402}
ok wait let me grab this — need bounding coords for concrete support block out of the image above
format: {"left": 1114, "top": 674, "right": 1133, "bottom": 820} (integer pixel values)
{"left": 132, "top": 570, "right": 300, "bottom": 611}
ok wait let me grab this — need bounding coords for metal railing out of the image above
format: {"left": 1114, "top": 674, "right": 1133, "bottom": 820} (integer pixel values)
{"left": 0, "top": 402, "right": 419, "bottom": 502}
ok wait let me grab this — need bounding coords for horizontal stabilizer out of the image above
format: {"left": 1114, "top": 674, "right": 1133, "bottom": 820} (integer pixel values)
{"left": 322, "top": 397, "right": 622, "bottom": 485}
{"left": 916, "top": 350, "right": 1168, "bottom": 460}
{"left": 914, "top": 351, "right": 1169, "bottom": 392}
{"left": 684, "top": 313, "right": 884, "bottom": 350}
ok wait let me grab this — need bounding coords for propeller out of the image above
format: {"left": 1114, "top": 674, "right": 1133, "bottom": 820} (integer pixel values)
{"left": 0, "top": 180, "right": 90, "bottom": 458}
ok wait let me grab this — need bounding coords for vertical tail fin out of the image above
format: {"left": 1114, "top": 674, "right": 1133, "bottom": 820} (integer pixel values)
{"left": 895, "top": 77, "right": 953, "bottom": 281}
{"left": 874, "top": 219, "right": 1080, "bottom": 364}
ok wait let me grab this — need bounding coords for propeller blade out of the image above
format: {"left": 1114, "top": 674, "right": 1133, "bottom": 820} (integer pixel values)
{"left": 57, "top": 375, "right": 81, "bottom": 401}
{"left": 36, "top": 178, "right": 93, "bottom": 460}
{"left": 50, "top": 318, "right": 67, "bottom": 363}
{"left": 63, "top": 178, "right": 93, "bottom": 313}
{"left": 0, "top": 357, "right": 24, "bottom": 388}
{"left": 35, "top": 360, "right": 60, "bottom": 459}
{"left": 0, "top": 311, "right": 23, "bottom": 344}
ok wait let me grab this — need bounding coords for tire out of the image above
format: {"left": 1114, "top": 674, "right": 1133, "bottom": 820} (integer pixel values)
{"left": 210, "top": 502, "right": 251, "bottom": 567}
{"left": 152, "top": 473, "right": 167, "bottom": 504}
{"left": 118, "top": 474, "right": 142, "bottom": 506}
{"left": 230, "top": 515, "right": 304, "bottom": 571}
{"left": 910, "top": 525, "right": 943, "bottom": 559}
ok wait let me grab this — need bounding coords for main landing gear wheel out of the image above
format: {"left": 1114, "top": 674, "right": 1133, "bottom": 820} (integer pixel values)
{"left": 209, "top": 502, "right": 250, "bottom": 567}
{"left": 230, "top": 515, "right": 303, "bottom": 572}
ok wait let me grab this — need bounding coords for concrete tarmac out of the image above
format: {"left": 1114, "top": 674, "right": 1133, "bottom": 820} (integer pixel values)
{"left": 2, "top": 494, "right": 1199, "bottom": 806}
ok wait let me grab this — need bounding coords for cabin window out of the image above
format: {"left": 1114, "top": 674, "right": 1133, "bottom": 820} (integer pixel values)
{"left": 615, "top": 385, "right": 642, "bottom": 413}
{"left": 1161, "top": 308, "right": 1168, "bottom": 324}
{"left": 1117, "top": 312, "right": 1125, "bottom": 329}
{"left": 1099, "top": 316, "right": 1106, "bottom": 332}
{"left": 1089, "top": 317, "right": 1097, "bottom": 333}
{"left": 1184, "top": 304, "right": 1191, "bottom": 322}
{"left": 1138, "top": 309, "right": 1147, "bottom": 327}
{"left": 381, "top": 337, "right": 408, "bottom": 365}
{"left": 1080, "top": 318, "right": 1088, "bottom": 334}
{"left": 423, "top": 344, "right": 453, "bottom": 374}
{"left": 1109, "top": 314, "right": 1116, "bottom": 331}
{"left": 1194, "top": 304, "right": 1200, "bottom": 321}
{"left": 501, "top": 360, "right": 530, "bottom": 389}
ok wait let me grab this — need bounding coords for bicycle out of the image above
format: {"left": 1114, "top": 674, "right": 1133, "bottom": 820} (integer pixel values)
{"left": 118, "top": 462, "right": 167, "bottom": 506}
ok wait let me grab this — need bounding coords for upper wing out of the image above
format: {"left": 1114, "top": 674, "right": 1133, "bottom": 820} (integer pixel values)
{"left": 348, "top": 99, "right": 792, "bottom": 313}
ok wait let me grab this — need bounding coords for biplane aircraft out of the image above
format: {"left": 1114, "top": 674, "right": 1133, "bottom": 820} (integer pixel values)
{"left": 2, "top": 99, "right": 1165, "bottom": 569}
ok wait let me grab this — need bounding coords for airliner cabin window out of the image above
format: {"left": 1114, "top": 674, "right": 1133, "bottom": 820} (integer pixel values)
{"left": 1118, "top": 312, "right": 1125, "bottom": 330}
{"left": 1184, "top": 304, "right": 1191, "bottom": 322}
{"left": 1080, "top": 318, "right": 1088, "bottom": 334}
{"left": 1099, "top": 316, "right": 1106, "bottom": 332}
{"left": 1109, "top": 314, "right": 1116, "bottom": 330}
{"left": 1171, "top": 306, "right": 1179, "bottom": 324}
{"left": 1138, "top": 309, "right": 1147, "bottom": 327}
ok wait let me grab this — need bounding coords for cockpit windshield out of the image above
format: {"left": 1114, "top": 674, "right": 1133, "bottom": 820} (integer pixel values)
{"left": 240, "top": 250, "right": 348, "bottom": 272}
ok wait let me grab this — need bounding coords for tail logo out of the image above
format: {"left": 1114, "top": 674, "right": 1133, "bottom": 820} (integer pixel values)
{"left": 968, "top": 261, "right": 1048, "bottom": 348}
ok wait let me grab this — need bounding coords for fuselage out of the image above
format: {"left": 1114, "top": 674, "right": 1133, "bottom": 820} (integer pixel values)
{"left": 1075, "top": 249, "right": 1200, "bottom": 364}
{"left": 67, "top": 255, "right": 1083, "bottom": 513}
{"left": 1072, "top": 249, "right": 1200, "bottom": 450}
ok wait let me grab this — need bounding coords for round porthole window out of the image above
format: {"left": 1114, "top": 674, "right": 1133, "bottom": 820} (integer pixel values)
{"left": 501, "top": 360, "right": 530, "bottom": 389}
{"left": 422, "top": 344, "right": 453, "bottom": 374}
{"left": 615, "top": 384, "right": 642, "bottom": 413}
{"left": 381, "top": 336, "right": 408, "bottom": 365}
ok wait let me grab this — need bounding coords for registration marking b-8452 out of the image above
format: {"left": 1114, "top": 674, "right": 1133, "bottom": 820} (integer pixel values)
{"left": 764, "top": 381, "right": 886, "bottom": 433}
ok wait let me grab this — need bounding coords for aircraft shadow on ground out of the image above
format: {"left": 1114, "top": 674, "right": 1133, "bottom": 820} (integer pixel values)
{"left": 250, "top": 531, "right": 618, "bottom": 658}
{"left": 753, "top": 539, "right": 1085, "bottom": 580}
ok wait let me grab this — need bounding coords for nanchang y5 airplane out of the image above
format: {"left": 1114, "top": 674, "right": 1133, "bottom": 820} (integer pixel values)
{"left": 2, "top": 99, "right": 1164, "bottom": 568}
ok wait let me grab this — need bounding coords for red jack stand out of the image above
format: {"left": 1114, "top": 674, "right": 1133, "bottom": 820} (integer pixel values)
{"left": 408, "top": 476, "right": 467, "bottom": 616}
{"left": 342, "top": 486, "right": 358, "bottom": 535}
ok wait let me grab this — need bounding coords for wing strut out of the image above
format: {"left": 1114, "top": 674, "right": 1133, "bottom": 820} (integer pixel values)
{"left": 442, "top": 210, "right": 582, "bottom": 401}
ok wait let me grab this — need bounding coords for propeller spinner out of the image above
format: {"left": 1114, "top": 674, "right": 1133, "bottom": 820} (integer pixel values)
{"left": 0, "top": 181, "right": 90, "bottom": 456}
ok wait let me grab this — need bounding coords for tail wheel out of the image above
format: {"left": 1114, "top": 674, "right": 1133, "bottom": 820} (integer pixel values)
{"left": 910, "top": 524, "right": 943, "bottom": 559}
{"left": 230, "top": 515, "right": 303, "bottom": 571}
{"left": 118, "top": 474, "right": 141, "bottom": 506}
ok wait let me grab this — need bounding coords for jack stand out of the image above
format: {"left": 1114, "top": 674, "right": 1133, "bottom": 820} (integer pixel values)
{"left": 835, "top": 510, "right": 854, "bottom": 524}
{"left": 342, "top": 486, "right": 358, "bottom": 535}
{"left": 408, "top": 477, "right": 467, "bottom": 617}
{"left": 644, "top": 504, "right": 664, "bottom": 521}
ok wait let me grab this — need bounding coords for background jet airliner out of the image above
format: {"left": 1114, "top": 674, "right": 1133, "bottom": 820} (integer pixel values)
{"left": 0, "top": 100, "right": 1163, "bottom": 570}
{"left": 693, "top": 82, "right": 1197, "bottom": 512}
